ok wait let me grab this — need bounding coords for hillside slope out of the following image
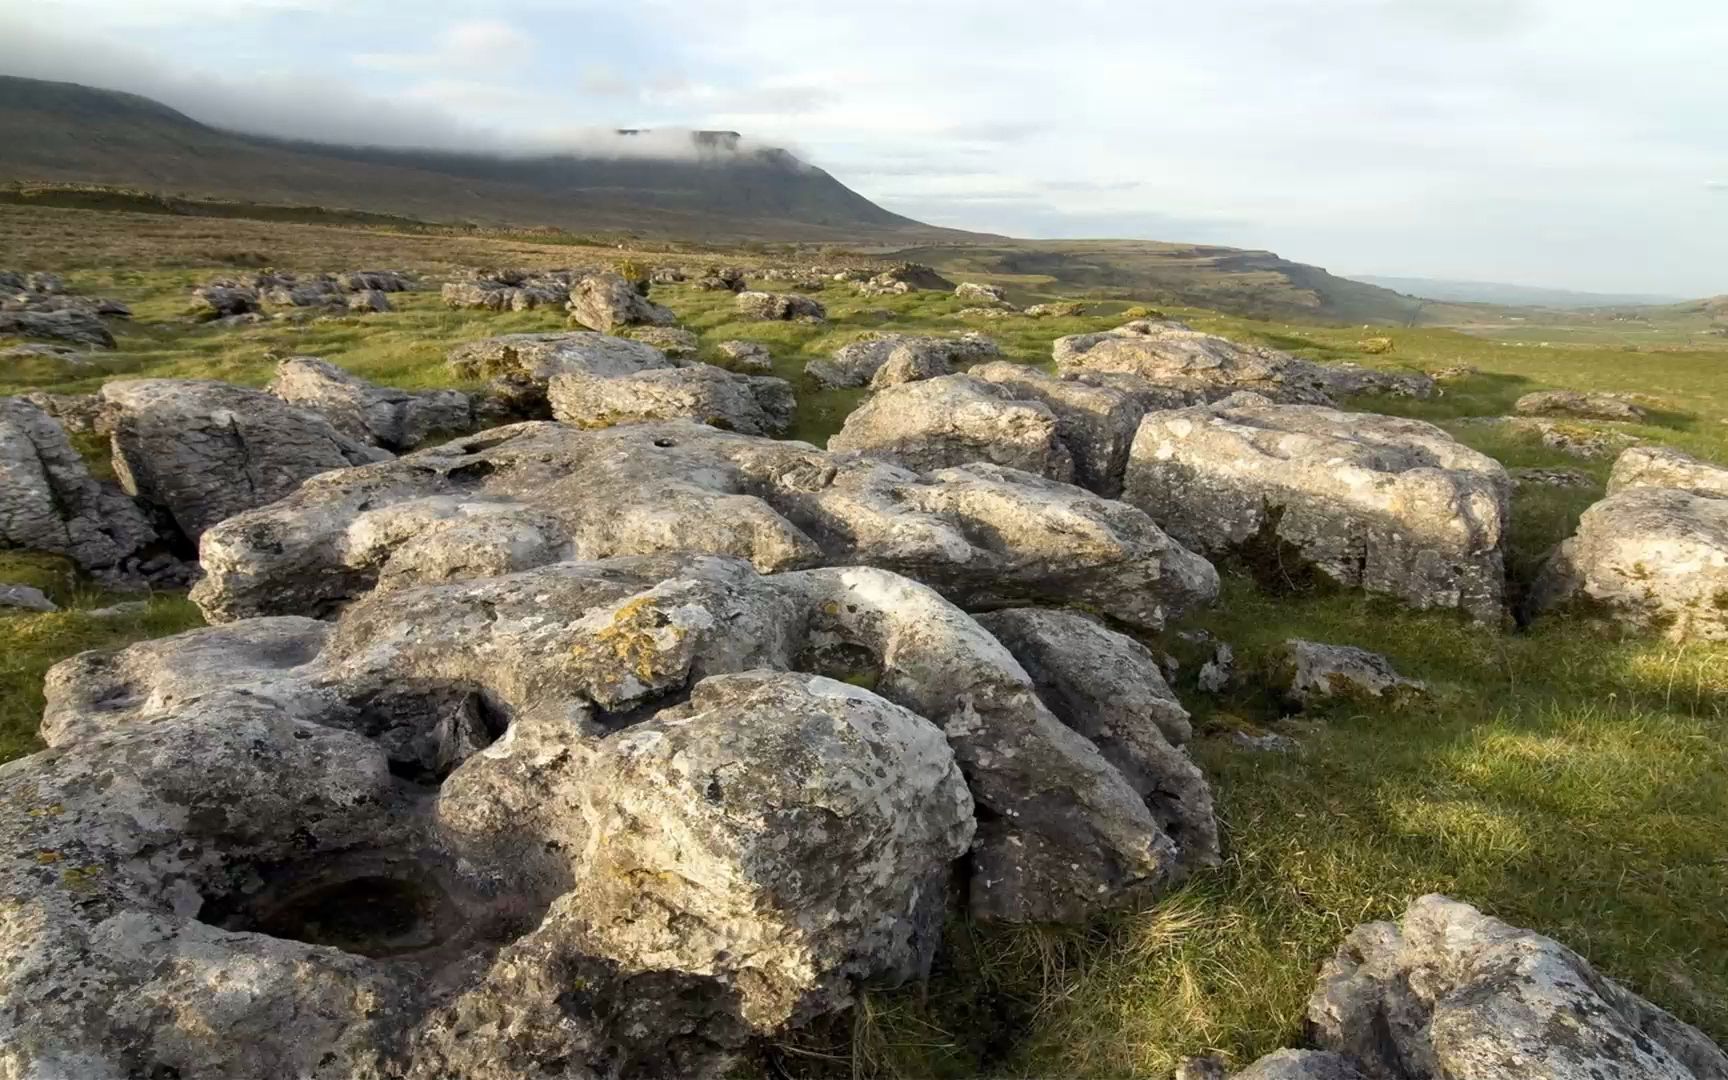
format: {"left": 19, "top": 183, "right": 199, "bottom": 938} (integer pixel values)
{"left": 1356, "top": 274, "right": 1684, "bottom": 309}
{"left": 0, "top": 75, "right": 959, "bottom": 242}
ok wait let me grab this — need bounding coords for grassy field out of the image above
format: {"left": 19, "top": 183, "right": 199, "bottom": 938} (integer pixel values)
{"left": 4, "top": 209, "right": 1728, "bottom": 1078}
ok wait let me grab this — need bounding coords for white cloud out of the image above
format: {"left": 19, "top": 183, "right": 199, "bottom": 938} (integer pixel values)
{"left": 354, "top": 18, "right": 535, "bottom": 74}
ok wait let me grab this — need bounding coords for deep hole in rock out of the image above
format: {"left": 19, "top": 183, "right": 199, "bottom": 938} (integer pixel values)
{"left": 795, "top": 639, "right": 884, "bottom": 691}
{"left": 205, "top": 856, "right": 467, "bottom": 960}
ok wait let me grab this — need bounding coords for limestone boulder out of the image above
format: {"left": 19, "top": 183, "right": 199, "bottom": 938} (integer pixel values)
{"left": 191, "top": 420, "right": 1219, "bottom": 631}
{"left": 1529, "top": 485, "right": 1728, "bottom": 640}
{"left": 0, "top": 309, "right": 116, "bottom": 349}
{"left": 1265, "top": 640, "right": 1426, "bottom": 711}
{"left": 566, "top": 272, "right": 675, "bottom": 331}
{"left": 977, "top": 608, "right": 1217, "bottom": 867}
{"left": 715, "top": 339, "right": 774, "bottom": 372}
{"left": 100, "top": 378, "right": 389, "bottom": 542}
{"left": 626, "top": 324, "right": 700, "bottom": 357}
{"left": 807, "top": 332, "right": 1000, "bottom": 389}
{"left": 189, "top": 284, "right": 260, "bottom": 320}
{"left": 1055, "top": 320, "right": 1336, "bottom": 404}
{"left": 269, "top": 356, "right": 475, "bottom": 451}
{"left": 0, "top": 397, "right": 153, "bottom": 569}
{"left": 1308, "top": 894, "right": 1728, "bottom": 1080}
{"left": 828, "top": 374, "right": 1075, "bottom": 481}
{"left": 1608, "top": 445, "right": 1728, "bottom": 498}
{"left": 1122, "top": 395, "right": 1510, "bottom": 621}
{"left": 735, "top": 290, "right": 826, "bottom": 321}
{"left": 547, "top": 363, "right": 795, "bottom": 436}
{"left": 969, "top": 361, "right": 1145, "bottom": 495}
{"left": 446, "top": 331, "right": 675, "bottom": 419}
{"left": 1516, "top": 389, "right": 1647, "bottom": 422}
{"left": 955, "top": 281, "right": 1012, "bottom": 306}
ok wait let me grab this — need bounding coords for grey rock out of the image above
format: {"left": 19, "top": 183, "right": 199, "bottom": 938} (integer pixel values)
{"left": 1, "top": 343, "right": 90, "bottom": 365}
{"left": 976, "top": 608, "right": 1218, "bottom": 868}
{"left": 955, "top": 281, "right": 1012, "bottom": 306}
{"left": 1055, "top": 320, "right": 1338, "bottom": 405}
{"left": 829, "top": 374, "right": 1075, "bottom": 481}
{"left": 1123, "top": 395, "right": 1510, "bottom": 621}
{"left": 969, "top": 361, "right": 1145, "bottom": 495}
{"left": 1510, "top": 466, "right": 1596, "bottom": 488}
{"left": 1458, "top": 416, "right": 1641, "bottom": 460}
{"left": 547, "top": 363, "right": 796, "bottom": 436}
{"left": 345, "top": 288, "right": 392, "bottom": 313}
{"left": 0, "top": 583, "right": 57, "bottom": 611}
{"left": 1025, "top": 301, "right": 1085, "bottom": 318}
{"left": 1232, "top": 1050, "right": 1367, "bottom": 1080}
{"left": 189, "top": 284, "right": 261, "bottom": 319}
{"left": 0, "top": 309, "right": 116, "bottom": 348}
{"left": 695, "top": 265, "right": 747, "bottom": 291}
{"left": 190, "top": 420, "right": 1219, "bottom": 632}
{"left": 1516, "top": 389, "right": 1647, "bottom": 422}
{"left": 439, "top": 280, "right": 511, "bottom": 310}
{"left": 447, "top": 331, "right": 675, "bottom": 419}
{"left": 100, "top": 378, "right": 390, "bottom": 542}
{"left": 0, "top": 397, "right": 154, "bottom": 568}
{"left": 715, "top": 339, "right": 774, "bottom": 372}
{"left": 1318, "top": 364, "right": 1438, "bottom": 400}
{"left": 1608, "top": 445, "right": 1728, "bottom": 498}
{"left": 1307, "top": 894, "right": 1728, "bottom": 1080}
{"left": 1530, "top": 485, "right": 1728, "bottom": 641}
{"left": 735, "top": 290, "right": 826, "bottom": 321}
{"left": 17, "top": 391, "right": 103, "bottom": 433}
{"left": 567, "top": 272, "right": 676, "bottom": 331}
{"left": 1198, "top": 642, "right": 1235, "bottom": 694}
{"left": 86, "top": 599, "right": 151, "bottom": 618}
{"left": 269, "top": 356, "right": 475, "bottom": 451}
{"left": 867, "top": 262, "right": 953, "bottom": 291}
{"left": 342, "top": 270, "right": 412, "bottom": 292}
{"left": 626, "top": 324, "right": 700, "bottom": 357}
{"left": 1267, "top": 640, "right": 1426, "bottom": 710}
{"left": 958, "top": 305, "right": 1018, "bottom": 319}
{"left": 807, "top": 332, "right": 1000, "bottom": 389}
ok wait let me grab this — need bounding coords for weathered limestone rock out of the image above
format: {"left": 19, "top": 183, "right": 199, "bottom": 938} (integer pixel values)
{"left": 1265, "top": 640, "right": 1426, "bottom": 711}
{"left": 1529, "top": 486, "right": 1728, "bottom": 640}
{"left": 976, "top": 608, "right": 1217, "bottom": 867}
{"left": 867, "top": 263, "right": 953, "bottom": 291}
{"left": 1516, "top": 389, "right": 1647, "bottom": 422}
{"left": 346, "top": 288, "right": 392, "bottom": 313}
{"left": 735, "top": 290, "right": 826, "bottom": 321}
{"left": 343, "top": 270, "right": 412, "bottom": 292}
{"left": 1026, "top": 301, "right": 1084, "bottom": 318}
{"left": 446, "top": 331, "right": 675, "bottom": 418}
{"left": 191, "top": 420, "right": 1219, "bottom": 632}
{"left": 100, "top": 378, "right": 389, "bottom": 541}
{"left": 829, "top": 375, "right": 1075, "bottom": 481}
{"left": 806, "top": 333, "right": 1000, "bottom": 389}
{"left": 1608, "top": 445, "right": 1728, "bottom": 498}
{"left": 695, "top": 266, "right": 747, "bottom": 292}
{"left": 440, "top": 280, "right": 511, "bottom": 310}
{"left": 547, "top": 363, "right": 796, "bottom": 436}
{"left": 955, "top": 281, "right": 1012, "bottom": 306}
{"left": 715, "top": 339, "right": 774, "bottom": 372}
{"left": 269, "top": 356, "right": 475, "bottom": 451}
{"left": 1231, "top": 1051, "right": 1368, "bottom": 1080}
{"left": 1318, "top": 364, "right": 1438, "bottom": 400}
{"left": 566, "top": 272, "right": 675, "bottom": 332}
{"left": 626, "top": 324, "right": 700, "bottom": 357}
{"left": 0, "top": 309, "right": 116, "bottom": 349}
{"left": 1055, "top": 320, "right": 1336, "bottom": 405}
{"left": 0, "top": 583, "right": 57, "bottom": 611}
{"left": 0, "top": 397, "right": 153, "bottom": 569}
{"left": 1123, "top": 395, "right": 1510, "bottom": 620}
{"left": 1307, "top": 894, "right": 1728, "bottom": 1080}
{"left": 969, "top": 361, "right": 1144, "bottom": 495}
{"left": 189, "top": 284, "right": 260, "bottom": 319}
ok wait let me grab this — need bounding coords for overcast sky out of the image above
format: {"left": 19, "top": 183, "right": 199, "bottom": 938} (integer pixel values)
{"left": 4, "top": 0, "right": 1725, "bottom": 295}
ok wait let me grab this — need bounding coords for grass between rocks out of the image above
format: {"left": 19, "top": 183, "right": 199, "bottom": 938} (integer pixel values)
{"left": 4, "top": 212, "right": 1728, "bottom": 1078}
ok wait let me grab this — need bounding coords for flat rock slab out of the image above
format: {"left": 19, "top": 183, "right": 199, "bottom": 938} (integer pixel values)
{"left": 1515, "top": 389, "right": 1647, "bottom": 422}
{"left": 828, "top": 374, "right": 1075, "bottom": 481}
{"left": 548, "top": 362, "right": 795, "bottom": 436}
{"left": 806, "top": 333, "right": 999, "bottom": 388}
{"left": 1122, "top": 394, "right": 1510, "bottom": 621}
{"left": 1266, "top": 639, "right": 1426, "bottom": 710}
{"left": 269, "top": 356, "right": 475, "bottom": 451}
{"left": 1609, "top": 445, "right": 1728, "bottom": 498}
{"left": 191, "top": 420, "right": 1219, "bottom": 633}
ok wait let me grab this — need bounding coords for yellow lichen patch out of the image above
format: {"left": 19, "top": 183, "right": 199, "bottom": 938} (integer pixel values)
{"left": 34, "top": 850, "right": 60, "bottom": 864}
{"left": 573, "top": 594, "right": 684, "bottom": 686}
{"left": 61, "top": 865, "right": 102, "bottom": 892}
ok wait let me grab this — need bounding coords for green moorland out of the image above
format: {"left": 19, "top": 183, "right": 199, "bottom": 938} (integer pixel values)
{"left": 3, "top": 212, "right": 1728, "bottom": 1078}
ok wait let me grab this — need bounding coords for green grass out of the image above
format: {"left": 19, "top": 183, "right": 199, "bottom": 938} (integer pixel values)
{"left": 5, "top": 217, "right": 1728, "bottom": 1080}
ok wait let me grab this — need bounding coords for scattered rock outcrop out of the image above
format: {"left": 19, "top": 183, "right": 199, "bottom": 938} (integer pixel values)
{"left": 191, "top": 420, "right": 1219, "bottom": 631}
{"left": 695, "top": 266, "right": 747, "bottom": 292}
{"left": 806, "top": 333, "right": 1000, "bottom": 388}
{"left": 268, "top": 357, "right": 476, "bottom": 451}
{"left": 0, "top": 396, "right": 154, "bottom": 570}
{"left": 828, "top": 374, "right": 1075, "bottom": 481}
{"left": 1123, "top": 395, "right": 1510, "bottom": 620}
{"left": 1265, "top": 640, "right": 1426, "bottom": 711}
{"left": 548, "top": 363, "right": 796, "bottom": 436}
{"left": 626, "top": 324, "right": 700, "bottom": 357}
{"left": 566, "top": 272, "right": 676, "bottom": 332}
{"left": 1530, "top": 449, "right": 1728, "bottom": 640}
{"left": 1516, "top": 389, "right": 1648, "bottom": 422}
{"left": 446, "top": 331, "right": 675, "bottom": 419}
{"left": 715, "top": 339, "right": 774, "bottom": 372}
{"left": 0, "top": 582, "right": 57, "bottom": 611}
{"left": 955, "top": 281, "right": 1012, "bottom": 307}
{"left": 735, "top": 290, "right": 826, "bottom": 321}
{"left": 1056, "top": 320, "right": 1328, "bottom": 404}
{"left": 100, "top": 378, "right": 389, "bottom": 541}
{"left": 858, "top": 262, "right": 953, "bottom": 295}
{"left": 0, "top": 309, "right": 116, "bottom": 349}
{"left": 1304, "top": 894, "right": 1728, "bottom": 1080}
